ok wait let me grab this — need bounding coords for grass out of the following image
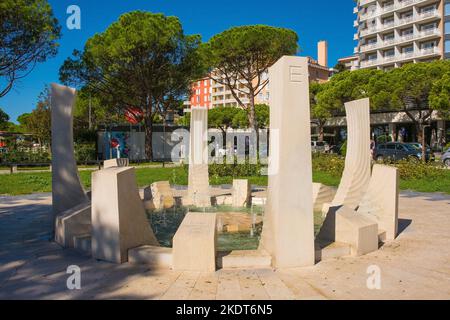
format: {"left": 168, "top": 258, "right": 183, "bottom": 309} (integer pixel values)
{"left": 1, "top": 166, "right": 449, "bottom": 196}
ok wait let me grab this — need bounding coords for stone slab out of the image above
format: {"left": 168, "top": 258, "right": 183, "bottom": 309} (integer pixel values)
{"left": 172, "top": 212, "right": 216, "bottom": 272}
{"left": 55, "top": 202, "right": 91, "bottom": 248}
{"left": 232, "top": 179, "right": 252, "bottom": 208}
{"left": 335, "top": 206, "right": 379, "bottom": 256}
{"left": 220, "top": 250, "right": 272, "bottom": 269}
{"left": 91, "top": 167, "right": 159, "bottom": 264}
{"left": 103, "top": 158, "right": 129, "bottom": 169}
{"left": 128, "top": 245, "right": 173, "bottom": 269}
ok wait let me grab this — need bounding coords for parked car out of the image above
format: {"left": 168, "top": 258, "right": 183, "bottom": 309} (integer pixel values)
{"left": 311, "top": 141, "right": 330, "bottom": 153}
{"left": 375, "top": 142, "right": 433, "bottom": 162}
{"left": 442, "top": 148, "right": 450, "bottom": 167}
{"left": 405, "top": 143, "right": 435, "bottom": 161}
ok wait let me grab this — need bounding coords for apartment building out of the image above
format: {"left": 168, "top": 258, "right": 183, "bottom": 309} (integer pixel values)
{"left": 354, "top": 0, "right": 450, "bottom": 70}
{"left": 188, "top": 78, "right": 212, "bottom": 108}
{"left": 186, "top": 41, "right": 333, "bottom": 109}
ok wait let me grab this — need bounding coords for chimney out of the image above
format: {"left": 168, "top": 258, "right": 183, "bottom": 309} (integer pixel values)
{"left": 318, "top": 41, "right": 328, "bottom": 67}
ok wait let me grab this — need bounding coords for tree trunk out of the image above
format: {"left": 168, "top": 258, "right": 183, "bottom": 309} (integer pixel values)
{"left": 416, "top": 123, "right": 426, "bottom": 162}
{"left": 318, "top": 124, "right": 325, "bottom": 142}
{"left": 144, "top": 118, "right": 153, "bottom": 161}
{"left": 248, "top": 93, "right": 260, "bottom": 159}
{"left": 248, "top": 87, "right": 258, "bottom": 129}
{"left": 144, "top": 101, "right": 153, "bottom": 161}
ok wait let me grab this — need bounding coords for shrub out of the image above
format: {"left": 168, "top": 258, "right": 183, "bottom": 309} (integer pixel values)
{"left": 312, "top": 153, "right": 345, "bottom": 177}
{"left": 74, "top": 142, "right": 97, "bottom": 164}
{"left": 0, "top": 148, "right": 50, "bottom": 164}
{"left": 385, "top": 159, "right": 445, "bottom": 180}
{"left": 209, "top": 161, "right": 263, "bottom": 177}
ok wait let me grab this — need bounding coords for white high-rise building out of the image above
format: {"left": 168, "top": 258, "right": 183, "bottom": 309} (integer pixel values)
{"left": 354, "top": 0, "right": 450, "bottom": 70}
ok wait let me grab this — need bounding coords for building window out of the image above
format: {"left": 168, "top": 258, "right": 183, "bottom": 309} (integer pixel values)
{"left": 446, "top": 22, "right": 450, "bottom": 34}
{"left": 446, "top": 3, "right": 450, "bottom": 16}
{"left": 446, "top": 40, "right": 450, "bottom": 53}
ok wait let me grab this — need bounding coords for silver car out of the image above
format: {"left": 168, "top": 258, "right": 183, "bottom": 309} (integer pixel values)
{"left": 443, "top": 148, "right": 450, "bottom": 167}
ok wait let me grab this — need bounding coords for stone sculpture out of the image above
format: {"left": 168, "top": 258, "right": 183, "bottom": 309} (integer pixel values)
{"left": 51, "top": 84, "right": 89, "bottom": 217}
{"left": 318, "top": 98, "right": 371, "bottom": 242}
{"left": 322, "top": 98, "right": 371, "bottom": 214}
{"left": 259, "top": 56, "right": 315, "bottom": 268}
{"left": 335, "top": 207, "right": 379, "bottom": 256}
{"left": 55, "top": 203, "right": 91, "bottom": 248}
{"left": 149, "top": 181, "right": 175, "bottom": 210}
{"left": 355, "top": 164, "right": 399, "bottom": 241}
{"left": 91, "top": 167, "right": 159, "bottom": 264}
{"left": 312, "top": 183, "right": 336, "bottom": 212}
{"left": 172, "top": 212, "right": 217, "bottom": 272}
{"left": 232, "top": 179, "right": 251, "bottom": 207}
{"left": 103, "top": 158, "right": 130, "bottom": 169}
{"left": 187, "top": 107, "right": 211, "bottom": 207}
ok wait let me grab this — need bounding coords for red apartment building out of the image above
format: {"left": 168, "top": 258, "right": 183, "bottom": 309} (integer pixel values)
{"left": 189, "top": 78, "right": 212, "bottom": 108}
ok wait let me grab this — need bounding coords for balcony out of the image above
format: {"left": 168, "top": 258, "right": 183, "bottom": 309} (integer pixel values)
{"left": 357, "top": 27, "right": 441, "bottom": 54}
{"left": 358, "top": 0, "right": 437, "bottom": 21}
{"left": 360, "top": 58, "right": 379, "bottom": 67}
{"left": 417, "top": 10, "right": 440, "bottom": 20}
{"left": 418, "top": 47, "right": 441, "bottom": 57}
{"left": 360, "top": 47, "right": 440, "bottom": 68}
{"left": 397, "top": 15, "right": 414, "bottom": 27}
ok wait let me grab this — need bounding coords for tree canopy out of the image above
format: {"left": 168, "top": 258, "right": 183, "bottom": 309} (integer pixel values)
{"left": 311, "top": 60, "right": 450, "bottom": 158}
{"left": 0, "top": 0, "right": 61, "bottom": 97}
{"left": 0, "top": 108, "right": 10, "bottom": 130}
{"left": 59, "top": 11, "right": 205, "bottom": 159}
{"left": 203, "top": 25, "right": 298, "bottom": 130}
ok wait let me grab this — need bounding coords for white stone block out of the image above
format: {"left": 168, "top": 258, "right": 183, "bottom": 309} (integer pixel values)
{"left": 91, "top": 167, "right": 159, "bottom": 264}
{"left": 55, "top": 202, "right": 91, "bottom": 248}
{"left": 128, "top": 245, "right": 173, "bottom": 269}
{"left": 103, "top": 158, "right": 129, "bottom": 169}
{"left": 357, "top": 164, "right": 399, "bottom": 241}
{"left": 335, "top": 206, "right": 379, "bottom": 256}
{"left": 150, "top": 181, "right": 175, "bottom": 210}
{"left": 232, "top": 179, "right": 251, "bottom": 207}
{"left": 172, "top": 212, "right": 216, "bottom": 272}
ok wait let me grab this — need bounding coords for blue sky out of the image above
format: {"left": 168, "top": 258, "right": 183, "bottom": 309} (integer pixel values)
{"left": 0, "top": 0, "right": 356, "bottom": 123}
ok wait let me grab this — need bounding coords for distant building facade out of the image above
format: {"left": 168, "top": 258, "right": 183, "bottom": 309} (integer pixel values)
{"left": 185, "top": 41, "right": 334, "bottom": 109}
{"left": 353, "top": 0, "right": 450, "bottom": 70}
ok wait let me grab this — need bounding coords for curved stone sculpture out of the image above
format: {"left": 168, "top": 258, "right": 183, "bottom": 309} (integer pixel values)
{"left": 51, "top": 84, "right": 89, "bottom": 217}
{"left": 259, "top": 56, "right": 315, "bottom": 268}
{"left": 312, "top": 183, "right": 336, "bottom": 212}
{"left": 318, "top": 98, "right": 371, "bottom": 242}
{"left": 324, "top": 98, "right": 371, "bottom": 212}
{"left": 357, "top": 164, "right": 399, "bottom": 241}
{"left": 187, "top": 107, "right": 211, "bottom": 207}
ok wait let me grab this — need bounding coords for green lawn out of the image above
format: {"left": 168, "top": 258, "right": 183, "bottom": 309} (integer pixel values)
{"left": 0, "top": 166, "right": 449, "bottom": 196}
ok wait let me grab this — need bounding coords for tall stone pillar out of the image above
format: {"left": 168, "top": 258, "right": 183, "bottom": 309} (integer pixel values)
{"left": 187, "top": 107, "right": 211, "bottom": 207}
{"left": 259, "top": 56, "right": 315, "bottom": 268}
{"left": 51, "top": 84, "right": 89, "bottom": 217}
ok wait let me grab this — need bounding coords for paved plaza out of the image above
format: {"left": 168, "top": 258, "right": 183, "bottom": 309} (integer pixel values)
{"left": 0, "top": 191, "right": 449, "bottom": 300}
